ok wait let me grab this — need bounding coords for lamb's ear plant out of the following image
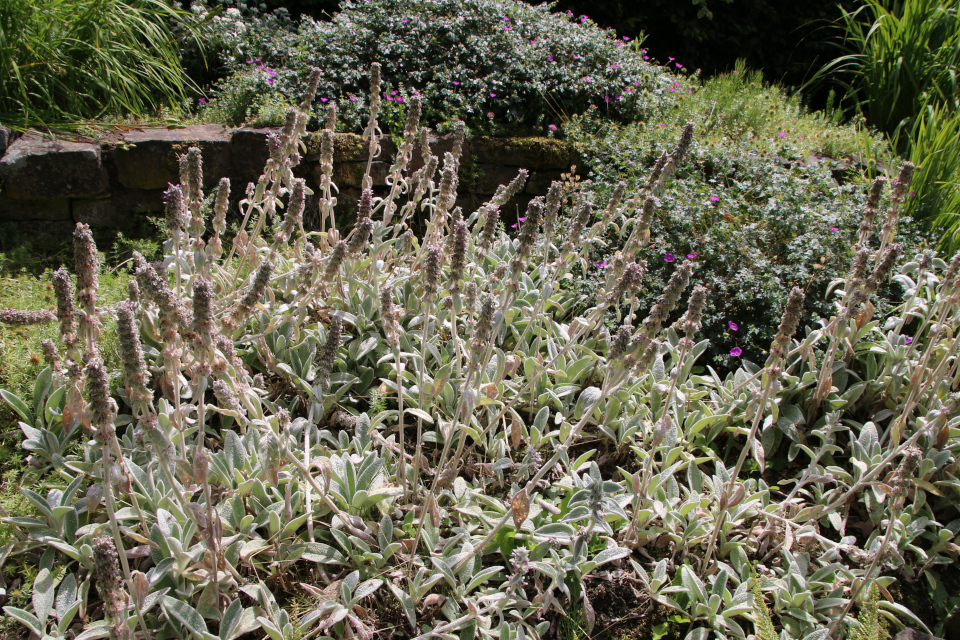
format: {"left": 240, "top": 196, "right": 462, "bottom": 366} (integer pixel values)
{"left": 1, "top": 64, "right": 959, "bottom": 640}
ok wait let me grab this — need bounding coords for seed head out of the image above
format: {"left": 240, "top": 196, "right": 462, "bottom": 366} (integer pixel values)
{"left": 52, "top": 268, "right": 77, "bottom": 347}
{"left": 0, "top": 308, "right": 55, "bottom": 325}
{"left": 492, "top": 169, "right": 529, "bottom": 207}
{"left": 116, "top": 302, "right": 150, "bottom": 394}
{"left": 768, "top": 286, "right": 804, "bottom": 364}
{"left": 608, "top": 323, "right": 634, "bottom": 362}
{"left": 478, "top": 205, "right": 501, "bottom": 251}
{"left": 424, "top": 245, "right": 442, "bottom": 299}
{"left": 73, "top": 223, "right": 99, "bottom": 313}
{"left": 164, "top": 184, "right": 186, "bottom": 234}
{"left": 316, "top": 316, "right": 342, "bottom": 389}
{"left": 449, "top": 220, "right": 469, "bottom": 294}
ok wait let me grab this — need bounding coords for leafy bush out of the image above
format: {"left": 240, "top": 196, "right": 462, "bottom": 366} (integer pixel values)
{"left": 0, "top": 0, "right": 201, "bottom": 126}
{"left": 199, "top": 0, "right": 681, "bottom": 132}
{"left": 1, "top": 68, "right": 957, "bottom": 640}
{"left": 565, "top": 69, "right": 912, "bottom": 366}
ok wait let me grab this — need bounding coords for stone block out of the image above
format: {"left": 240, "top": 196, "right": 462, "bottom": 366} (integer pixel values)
{"left": 331, "top": 161, "right": 390, "bottom": 189}
{"left": 0, "top": 133, "right": 108, "bottom": 198}
{"left": 472, "top": 136, "right": 570, "bottom": 170}
{"left": 114, "top": 125, "right": 232, "bottom": 190}
{"left": 72, "top": 189, "right": 164, "bottom": 228}
{"left": 305, "top": 132, "right": 398, "bottom": 164}
{"left": 525, "top": 170, "right": 564, "bottom": 196}
{"left": 0, "top": 127, "right": 18, "bottom": 156}
{"left": 0, "top": 196, "right": 72, "bottom": 222}
{"left": 231, "top": 128, "right": 275, "bottom": 183}
{"left": 476, "top": 164, "right": 529, "bottom": 196}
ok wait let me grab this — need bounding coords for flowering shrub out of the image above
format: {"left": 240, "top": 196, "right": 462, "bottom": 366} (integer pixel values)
{"left": 198, "top": 0, "right": 684, "bottom": 132}
{"left": 566, "top": 88, "right": 918, "bottom": 367}
{"left": 1, "top": 67, "right": 958, "bottom": 640}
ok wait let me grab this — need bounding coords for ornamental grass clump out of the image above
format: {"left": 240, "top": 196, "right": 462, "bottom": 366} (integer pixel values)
{"left": 2, "top": 65, "right": 959, "bottom": 640}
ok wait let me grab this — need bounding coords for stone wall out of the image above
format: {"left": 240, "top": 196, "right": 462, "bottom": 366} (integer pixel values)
{"left": 0, "top": 125, "right": 579, "bottom": 238}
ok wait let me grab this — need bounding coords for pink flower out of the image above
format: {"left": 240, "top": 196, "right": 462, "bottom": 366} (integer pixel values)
{"left": 548, "top": 124, "right": 558, "bottom": 131}
{"left": 905, "top": 336, "right": 913, "bottom": 344}
{"left": 391, "top": 90, "right": 398, "bottom": 95}
{"left": 487, "top": 112, "right": 495, "bottom": 118}
{"left": 688, "top": 89, "right": 693, "bottom": 94}
{"left": 910, "top": 192, "right": 916, "bottom": 197}
{"left": 664, "top": 253, "right": 675, "bottom": 263}
{"left": 490, "top": 92, "right": 497, "bottom": 97}
{"left": 669, "top": 88, "right": 675, "bottom": 92}
{"left": 320, "top": 97, "right": 328, "bottom": 102}
{"left": 676, "top": 63, "right": 683, "bottom": 69}
{"left": 687, "top": 252, "right": 696, "bottom": 259}
{"left": 581, "top": 15, "right": 589, "bottom": 22}
{"left": 567, "top": 10, "right": 574, "bottom": 17}
{"left": 657, "top": 122, "right": 665, "bottom": 126}
{"left": 709, "top": 196, "right": 719, "bottom": 202}
{"left": 453, "top": 81, "right": 460, "bottom": 85}
{"left": 267, "top": 79, "right": 274, "bottom": 84}
{"left": 594, "top": 260, "right": 608, "bottom": 267}
{"left": 511, "top": 216, "right": 526, "bottom": 229}
{"left": 584, "top": 77, "right": 593, "bottom": 83}
{"left": 626, "top": 87, "right": 633, "bottom": 93}
{"left": 728, "top": 321, "right": 738, "bottom": 331}
{"left": 730, "top": 347, "right": 743, "bottom": 357}
{"left": 573, "top": 54, "right": 579, "bottom": 59}
{"left": 604, "top": 95, "right": 611, "bottom": 103}
{"left": 503, "top": 15, "right": 509, "bottom": 21}
{"left": 531, "top": 40, "right": 536, "bottom": 45}
{"left": 778, "top": 132, "right": 787, "bottom": 138}
{"left": 255, "top": 57, "right": 262, "bottom": 62}
{"left": 643, "top": 56, "right": 649, "bottom": 60}
{"left": 198, "top": 97, "right": 206, "bottom": 105}
{"left": 548, "top": 55, "right": 554, "bottom": 61}
{"left": 401, "top": 18, "right": 408, "bottom": 23}
{"left": 386, "top": 96, "right": 393, "bottom": 101}
{"left": 504, "top": 26, "right": 509, "bottom": 31}
{"left": 830, "top": 226, "right": 839, "bottom": 231}
{"left": 246, "top": 59, "right": 254, "bottom": 64}
{"left": 623, "top": 36, "right": 630, "bottom": 41}
{"left": 668, "top": 56, "right": 675, "bottom": 61}
{"left": 612, "top": 64, "right": 620, "bottom": 69}
{"left": 349, "top": 96, "right": 358, "bottom": 101}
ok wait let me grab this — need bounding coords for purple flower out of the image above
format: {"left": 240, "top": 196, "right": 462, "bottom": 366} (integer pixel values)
{"left": 657, "top": 122, "right": 665, "bottom": 126}
{"left": 910, "top": 192, "right": 916, "bottom": 197}
{"left": 730, "top": 347, "right": 743, "bottom": 357}
{"left": 490, "top": 92, "right": 497, "bottom": 97}
{"left": 643, "top": 55, "right": 650, "bottom": 60}
{"left": 728, "top": 321, "right": 738, "bottom": 331}
{"left": 612, "top": 64, "right": 620, "bottom": 69}
{"left": 709, "top": 196, "right": 719, "bottom": 202}
{"left": 453, "top": 81, "right": 460, "bottom": 85}
{"left": 487, "top": 112, "right": 495, "bottom": 118}
{"left": 623, "top": 35, "right": 630, "bottom": 41}
{"left": 396, "top": 96, "right": 404, "bottom": 104}
{"left": 829, "top": 225, "right": 839, "bottom": 231}
{"left": 320, "top": 97, "right": 328, "bottom": 102}
{"left": 401, "top": 18, "right": 409, "bottom": 23}
{"left": 548, "top": 124, "right": 558, "bottom": 131}
{"left": 669, "top": 88, "right": 676, "bottom": 92}
{"left": 664, "top": 253, "right": 675, "bottom": 263}
{"left": 391, "top": 90, "right": 398, "bottom": 95}
{"left": 604, "top": 95, "right": 611, "bottom": 103}
{"left": 246, "top": 59, "right": 254, "bottom": 64}
{"left": 581, "top": 15, "right": 589, "bottom": 22}
{"left": 905, "top": 336, "right": 913, "bottom": 344}
{"left": 255, "top": 57, "right": 262, "bottom": 62}
{"left": 567, "top": 10, "right": 574, "bottom": 17}
{"left": 531, "top": 39, "right": 536, "bottom": 45}
{"left": 548, "top": 55, "right": 554, "bottom": 61}
{"left": 687, "top": 252, "right": 697, "bottom": 258}
{"left": 778, "top": 132, "right": 787, "bottom": 138}
{"left": 503, "top": 15, "right": 509, "bottom": 21}
{"left": 585, "top": 77, "right": 593, "bottom": 83}
{"left": 594, "top": 261, "right": 608, "bottom": 267}
{"left": 573, "top": 54, "right": 579, "bottom": 59}
{"left": 267, "top": 79, "right": 274, "bottom": 84}
{"left": 626, "top": 87, "right": 633, "bottom": 93}
{"left": 349, "top": 96, "right": 358, "bottom": 101}
{"left": 668, "top": 56, "right": 675, "bottom": 61}
{"left": 511, "top": 216, "right": 527, "bottom": 229}
{"left": 198, "top": 97, "right": 206, "bottom": 105}
{"left": 257, "top": 64, "right": 265, "bottom": 69}
{"left": 386, "top": 96, "right": 394, "bottom": 101}
{"left": 676, "top": 63, "right": 684, "bottom": 69}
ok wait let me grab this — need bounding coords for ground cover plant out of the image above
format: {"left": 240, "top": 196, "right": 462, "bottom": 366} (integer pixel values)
{"left": 1, "top": 66, "right": 959, "bottom": 640}
{"left": 195, "top": 0, "right": 678, "bottom": 133}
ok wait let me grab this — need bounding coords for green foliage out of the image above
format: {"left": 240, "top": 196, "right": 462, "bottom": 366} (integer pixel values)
{"left": 199, "top": 0, "right": 679, "bottom": 133}
{"left": 0, "top": 0, "right": 202, "bottom": 127}
{"left": 851, "top": 583, "right": 888, "bottom": 640}
{"left": 566, "top": 77, "right": 911, "bottom": 366}
{"left": 0, "top": 68, "right": 955, "bottom": 640}
{"left": 815, "top": 0, "right": 960, "bottom": 140}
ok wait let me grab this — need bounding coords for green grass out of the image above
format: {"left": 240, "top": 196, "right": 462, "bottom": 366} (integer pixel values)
{"left": 811, "top": 0, "right": 960, "bottom": 142}
{"left": 0, "top": 0, "right": 203, "bottom": 128}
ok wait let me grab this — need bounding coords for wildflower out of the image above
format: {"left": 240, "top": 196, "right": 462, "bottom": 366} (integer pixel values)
{"left": 676, "top": 63, "right": 684, "bottom": 69}
{"left": 778, "top": 132, "right": 786, "bottom": 138}
{"left": 830, "top": 226, "right": 839, "bottom": 231}
{"left": 729, "top": 321, "right": 738, "bottom": 331}
{"left": 549, "top": 124, "right": 558, "bottom": 131}
{"left": 687, "top": 252, "right": 697, "bottom": 259}
{"left": 624, "top": 35, "right": 630, "bottom": 40}
{"left": 490, "top": 92, "right": 497, "bottom": 97}
{"left": 657, "top": 122, "right": 665, "bottom": 126}
{"left": 453, "top": 81, "right": 460, "bottom": 85}
{"left": 644, "top": 56, "right": 650, "bottom": 60}
{"left": 730, "top": 347, "right": 743, "bottom": 357}
{"left": 595, "top": 261, "right": 608, "bottom": 268}
{"left": 510, "top": 216, "right": 526, "bottom": 229}
{"left": 910, "top": 192, "right": 916, "bottom": 197}
{"left": 581, "top": 15, "right": 588, "bottom": 22}
{"left": 198, "top": 97, "right": 206, "bottom": 106}
{"left": 612, "top": 64, "right": 620, "bottom": 69}
{"left": 664, "top": 253, "right": 675, "bottom": 263}
{"left": 531, "top": 39, "right": 536, "bottom": 44}
{"left": 905, "top": 336, "right": 913, "bottom": 344}
{"left": 669, "top": 88, "right": 675, "bottom": 92}
{"left": 548, "top": 55, "right": 554, "bottom": 61}
{"left": 585, "top": 77, "right": 593, "bottom": 83}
